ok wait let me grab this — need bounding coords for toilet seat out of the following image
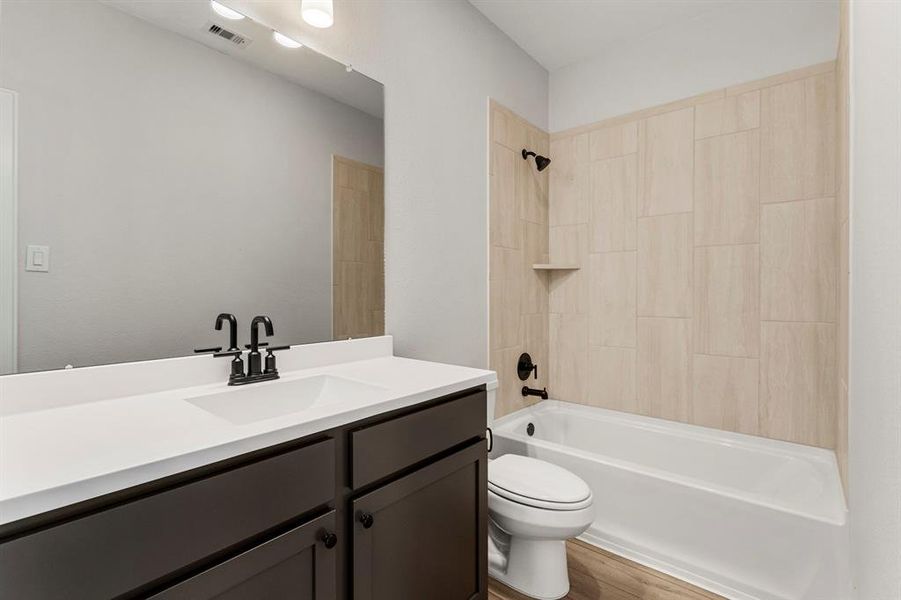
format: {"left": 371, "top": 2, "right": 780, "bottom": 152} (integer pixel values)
{"left": 488, "top": 454, "right": 592, "bottom": 511}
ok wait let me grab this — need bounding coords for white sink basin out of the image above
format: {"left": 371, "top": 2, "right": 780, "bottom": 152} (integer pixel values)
{"left": 186, "top": 375, "right": 388, "bottom": 425}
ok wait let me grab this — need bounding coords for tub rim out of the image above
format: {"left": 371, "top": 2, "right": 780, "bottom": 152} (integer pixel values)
{"left": 492, "top": 400, "right": 848, "bottom": 526}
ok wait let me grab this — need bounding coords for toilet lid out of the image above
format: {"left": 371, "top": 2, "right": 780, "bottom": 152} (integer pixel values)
{"left": 488, "top": 454, "right": 592, "bottom": 510}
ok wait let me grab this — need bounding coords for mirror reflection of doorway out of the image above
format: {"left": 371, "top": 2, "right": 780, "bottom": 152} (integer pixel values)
{"left": 0, "top": 89, "right": 16, "bottom": 375}
{"left": 332, "top": 155, "right": 384, "bottom": 340}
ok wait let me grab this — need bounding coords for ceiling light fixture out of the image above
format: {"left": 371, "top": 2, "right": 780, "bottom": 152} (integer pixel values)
{"left": 301, "top": 0, "right": 334, "bottom": 28}
{"left": 210, "top": 0, "right": 244, "bottom": 21}
{"left": 272, "top": 31, "right": 303, "bottom": 49}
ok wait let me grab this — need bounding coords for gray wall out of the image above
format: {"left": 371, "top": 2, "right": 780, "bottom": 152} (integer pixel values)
{"left": 233, "top": 0, "right": 549, "bottom": 370}
{"left": 849, "top": 0, "right": 901, "bottom": 597}
{"left": 548, "top": 1, "right": 839, "bottom": 132}
{"left": 0, "top": 1, "right": 383, "bottom": 372}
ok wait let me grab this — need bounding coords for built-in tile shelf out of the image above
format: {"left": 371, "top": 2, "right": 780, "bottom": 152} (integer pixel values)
{"left": 532, "top": 264, "right": 580, "bottom": 271}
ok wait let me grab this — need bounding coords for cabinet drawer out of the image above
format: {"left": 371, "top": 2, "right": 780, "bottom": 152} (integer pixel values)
{"left": 0, "top": 439, "right": 335, "bottom": 600}
{"left": 350, "top": 389, "right": 485, "bottom": 489}
{"left": 150, "top": 511, "right": 337, "bottom": 600}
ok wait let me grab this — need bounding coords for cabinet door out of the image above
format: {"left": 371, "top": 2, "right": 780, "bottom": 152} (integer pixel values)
{"left": 151, "top": 511, "right": 337, "bottom": 600}
{"left": 352, "top": 442, "right": 487, "bottom": 600}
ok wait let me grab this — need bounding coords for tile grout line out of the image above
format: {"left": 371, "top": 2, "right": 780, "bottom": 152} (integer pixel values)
{"left": 757, "top": 90, "right": 764, "bottom": 436}
{"left": 689, "top": 106, "right": 696, "bottom": 423}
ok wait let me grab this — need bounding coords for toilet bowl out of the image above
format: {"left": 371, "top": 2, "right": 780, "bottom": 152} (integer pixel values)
{"left": 487, "top": 453, "right": 595, "bottom": 600}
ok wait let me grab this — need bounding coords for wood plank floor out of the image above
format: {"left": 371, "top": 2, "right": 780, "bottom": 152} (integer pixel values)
{"left": 488, "top": 540, "right": 725, "bottom": 600}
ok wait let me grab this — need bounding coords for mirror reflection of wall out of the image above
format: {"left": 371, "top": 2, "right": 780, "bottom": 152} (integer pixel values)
{"left": 0, "top": 0, "right": 385, "bottom": 375}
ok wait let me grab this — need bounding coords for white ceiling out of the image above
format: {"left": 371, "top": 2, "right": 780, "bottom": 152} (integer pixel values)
{"left": 469, "top": 0, "right": 820, "bottom": 72}
{"left": 101, "top": 0, "right": 383, "bottom": 118}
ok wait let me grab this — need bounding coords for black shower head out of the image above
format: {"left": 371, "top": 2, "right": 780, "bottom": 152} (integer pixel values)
{"left": 521, "top": 148, "right": 552, "bottom": 172}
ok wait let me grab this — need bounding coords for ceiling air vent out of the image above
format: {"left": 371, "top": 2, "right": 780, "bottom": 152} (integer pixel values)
{"left": 205, "top": 22, "right": 251, "bottom": 47}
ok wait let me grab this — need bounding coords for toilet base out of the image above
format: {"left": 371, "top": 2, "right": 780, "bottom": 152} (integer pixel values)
{"left": 488, "top": 537, "right": 570, "bottom": 600}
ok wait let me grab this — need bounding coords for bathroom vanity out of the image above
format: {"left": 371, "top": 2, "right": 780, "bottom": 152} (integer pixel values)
{"left": 0, "top": 337, "right": 495, "bottom": 600}
{"left": 0, "top": 2, "right": 494, "bottom": 598}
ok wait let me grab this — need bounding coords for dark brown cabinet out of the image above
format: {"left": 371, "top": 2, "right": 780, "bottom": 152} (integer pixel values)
{"left": 0, "top": 440, "right": 336, "bottom": 600}
{"left": 349, "top": 390, "right": 485, "bottom": 488}
{"left": 351, "top": 442, "right": 488, "bottom": 600}
{"left": 0, "top": 386, "right": 487, "bottom": 600}
{"left": 150, "top": 511, "right": 337, "bottom": 600}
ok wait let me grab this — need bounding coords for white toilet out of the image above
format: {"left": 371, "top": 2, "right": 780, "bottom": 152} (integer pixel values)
{"left": 486, "top": 388, "right": 595, "bottom": 600}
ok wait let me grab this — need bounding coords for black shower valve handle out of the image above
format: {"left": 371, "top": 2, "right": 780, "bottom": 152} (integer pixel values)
{"left": 517, "top": 352, "right": 539, "bottom": 381}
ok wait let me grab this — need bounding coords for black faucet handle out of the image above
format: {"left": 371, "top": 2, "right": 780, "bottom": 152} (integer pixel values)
{"left": 263, "top": 345, "right": 289, "bottom": 375}
{"left": 194, "top": 346, "right": 222, "bottom": 354}
{"left": 213, "top": 349, "right": 246, "bottom": 381}
{"left": 516, "top": 352, "right": 538, "bottom": 381}
{"left": 517, "top": 353, "right": 539, "bottom": 381}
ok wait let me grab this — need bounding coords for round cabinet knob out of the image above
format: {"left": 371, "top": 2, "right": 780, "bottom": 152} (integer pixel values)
{"left": 321, "top": 531, "right": 338, "bottom": 549}
{"left": 358, "top": 512, "right": 374, "bottom": 529}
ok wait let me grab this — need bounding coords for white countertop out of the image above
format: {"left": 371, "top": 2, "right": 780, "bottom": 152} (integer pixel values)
{"left": 0, "top": 347, "right": 495, "bottom": 526}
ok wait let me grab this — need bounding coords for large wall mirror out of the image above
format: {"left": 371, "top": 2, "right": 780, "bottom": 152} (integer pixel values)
{"left": 0, "top": 0, "right": 385, "bottom": 375}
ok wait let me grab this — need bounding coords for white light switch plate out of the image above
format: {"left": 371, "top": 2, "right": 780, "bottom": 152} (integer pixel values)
{"left": 25, "top": 245, "right": 50, "bottom": 272}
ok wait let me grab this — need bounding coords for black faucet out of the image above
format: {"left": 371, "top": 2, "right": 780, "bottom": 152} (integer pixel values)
{"left": 209, "top": 314, "right": 288, "bottom": 386}
{"left": 215, "top": 313, "right": 240, "bottom": 351}
{"left": 196, "top": 313, "right": 244, "bottom": 382}
{"left": 247, "top": 315, "right": 274, "bottom": 378}
{"left": 193, "top": 312, "right": 240, "bottom": 354}
{"left": 522, "top": 386, "right": 549, "bottom": 400}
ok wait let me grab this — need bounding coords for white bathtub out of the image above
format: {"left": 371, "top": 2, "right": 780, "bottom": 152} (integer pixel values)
{"left": 490, "top": 400, "right": 850, "bottom": 600}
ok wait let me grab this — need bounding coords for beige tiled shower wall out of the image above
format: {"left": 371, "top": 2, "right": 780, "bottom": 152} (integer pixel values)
{"left": 489, "top": 102, "right": 551, "bottom": 418}
{"left": 546, "top": 61, "right": 844, "bottom": 450}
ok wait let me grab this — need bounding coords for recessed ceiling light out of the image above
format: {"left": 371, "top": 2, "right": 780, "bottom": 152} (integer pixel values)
{"left": 210, "top": 0, "right": 244, "bottom": 21}
{"left": 272, "top": 31, "right": 303, "bottom": 49}
{"left": 302, "top": 0, "right": 334, "bottom": 28}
